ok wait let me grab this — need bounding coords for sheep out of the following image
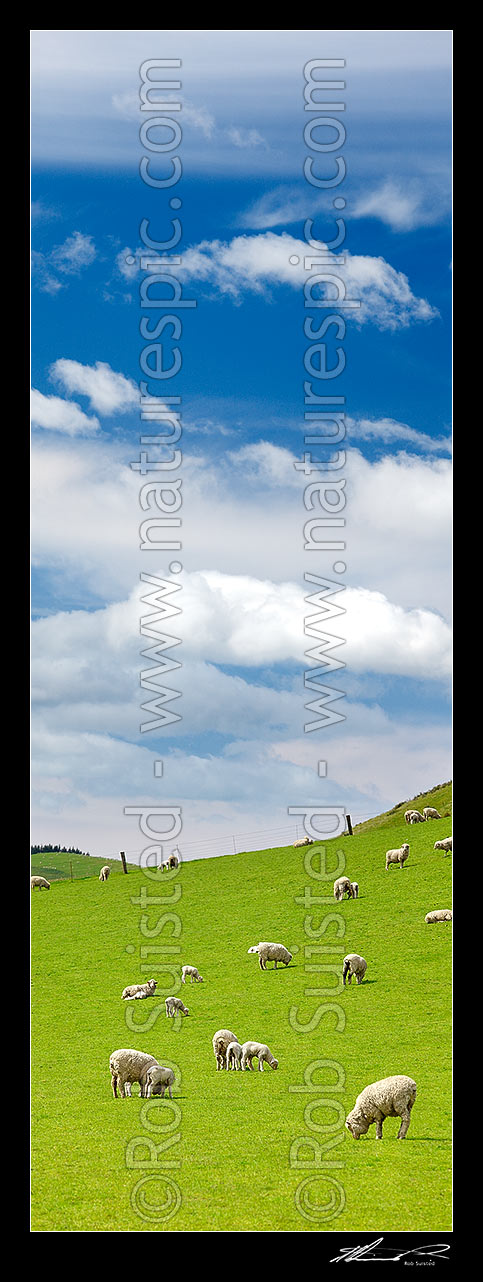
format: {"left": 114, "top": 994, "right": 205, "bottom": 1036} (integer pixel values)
{"left": 334, "top": 876, "right": 353, "bottom": 901}
{"left": 226, "top": 1041, "right": 243, "bottom": 1070}
{"left": 99, "top": 865, "right": 110, "bottom": 882}
{"left": 144, "top": 1064, "right": 175, "bottom": 1099}
{"left": 165, "top": 996, "right": 189, "bottom": 1017}
{"left": 342, "top": 953, "right": 367, "bottom": 986}
{"left": 31, "top": 876, "right": 50, "bottom": 890}
{"left": 293, "top": 836, "right": 313, "bottom": 847}
{"left": 181, "top": 965, "right": 204, "bottom": 984}
{"left": 425, "top": 909, "right": 452, "bottom": 924}
{"left": 247, "top": 941, "right": 292, "bottom": 970}
{"left": 169, "top": 849, "right": 180, "bottom": 869}
{"left": 423, "top": 806, "right": 441, "bottom": 820}
{"left": 350, "top": 882, "right": 359, "bottom": 899}
{"left": 213, "top": 1029, "right": 240, "bottom": 1071}
{"left": 385, "top": 843, "right": 410, "bottom": 870}
{"left": 241, "top": 1041, "right": 279, "bottom": 1072}
{"left": 404, "top": 810, "right": 413, "bottom": 824}
{"left": 109, "top": 1048, "right": 159, "bottom": 1098}
{"left": 434, "top": 837, "right": 452, "bottom": 854}
{"left": 122, "top": 979, "right": 157, "bottom": 1001}
{"left": 408, "top": 810, "right": 425, "bottom": 824}
{"left": 345, "top": 1074, "right": 417, "bottom": 1140}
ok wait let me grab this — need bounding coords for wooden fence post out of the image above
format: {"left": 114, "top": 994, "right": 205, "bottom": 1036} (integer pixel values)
{"left": 346, "top": 814, "right": 353, "bottom": 836}
{"left": 70, "top": 861, "right": 73, "bottom": 882}
{"left": 120, "top": 851, "right": 128, "bottom": 874}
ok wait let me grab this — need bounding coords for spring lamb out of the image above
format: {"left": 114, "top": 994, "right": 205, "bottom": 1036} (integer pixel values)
{"left": 99, "top": 865, "right": 110, "bottom": 882}
{"left": 181, "top": 965, "right": 203, "bottom": 984}
{"left": 165, "top": 996, "right": 189, "bottom": 1017}
{"left": 241, "top": 1041, "right": 279, "bottom": 1071}
{"left": 144, "top": 1064, "right": 175, "bottom": 1098}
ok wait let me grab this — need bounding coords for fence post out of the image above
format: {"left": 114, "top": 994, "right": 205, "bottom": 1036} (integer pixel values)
{"left": 120, "top": 851, "right": 128, "bottom": 874}
{"left": 232, "top": 836, "right": 236, "bottom": 854}
{"left": 69, "top": 861, "right": 73, "bottom": 882}
{"left": 346, "top": 814, "right": 353, "bottom": 836}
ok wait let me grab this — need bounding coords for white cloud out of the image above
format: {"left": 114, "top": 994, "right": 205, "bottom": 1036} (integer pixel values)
{"left": 179, "top": 231, "right": 437, "bottom": 328}
{"left": 31, "top": 389, "right": 100, "bottom": 436}
{"left": 32, "top": 231, "right": 96, "bottom": 293}
{"left": 352, "top": 179, "right": 449, "bottom": 232}
{"left": 49, "top": 359, "right": 138, "bottom": 415}
{"left": 225, "top": 127, "right": 267, "bottom": 149}
{"left": 348, "top": 416, "right": 451, "bottom": 454}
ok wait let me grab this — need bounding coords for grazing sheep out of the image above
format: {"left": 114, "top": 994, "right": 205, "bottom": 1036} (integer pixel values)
{"left": 213, "top": 1029, "right": 240, "bottom": 1071}
{"left": 350, "top": 882, "right": 359, "bottom": 899}
{"left": 342, "top": 953, "right": 367, "bottom": 986}
{"left": 226, "top": 1041, "right": 243, "bottom": 1070}
{"left": 169, "top": 849, "right": 180, "bottom": 869}
{"left": 423, "top": 806, "right": 441, "bottom": 820}
{"left": 345, "top": 1074, "right": 417, "bottom": 1140}
{"left": 248, "top": 941, "right": 292, "bottom": 970}
{"left": 109, "top": 1048, "right": 159, "bottom": 1099}
{"left": 434, "top": 837, "right": 452, "bottom": 854}
{"left": 408, "top": 810, "right": 425, "bottom": 824}
{"left": 241, "top": 1041, "right": 279, "bottom": 1072}
{"left": 145, "top": 1064, "right": 175, "bottom": 1099}
{"left": 404, "top": 810, "right": 413, "bottom": 824}
{"left": 165, "top": 996, "right": 189, "bottom": 1017}
{"left": 99, "top": 865, "right": 110, "bottom": 882}
{"left": 122, "top": 979, "right": 157, "bottom": 1001}
{"left": 425, "top": 909, "right": 452, "bottom": 924}
{"left": 31, "top": 876, "right": 50, "bottom": 890}
{"left": 293, "top": 836, "right": 313, "bottom": 847}
{"left": 385, "top": 843, "right": 410, "bottom": 870}
{"left": 181, "top": 965, "right": 203, "bottom": 984}
{"left": 334, "top": 876, "right": 353, "bottom": 901}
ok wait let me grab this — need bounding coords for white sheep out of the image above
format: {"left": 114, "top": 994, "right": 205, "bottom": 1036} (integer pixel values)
{"left": 385, "top": 843, "right": 410, "bottom": 870}
{"left": 213, "top": 1029, "right": 240, "bottom": 1071}
{"left": 345, "top": 1074, "right": 417, "bottom": 1140}
{"left": 342, "top": 953, "right": 367, "bottom": 986}
{"left": 404, "top": 810, "right": 413, "bottom": 824}
{"left": 31, "top": 876, "right": 50, "bottom": 890}
{"left": 109, "top": 1048, "right": 159, "bottom": 1098}
{"left": 122, "top": 979, "right": 157, "bottom": 1001}
{"left": 99, "top": 865, "right": 110, "bottom": 882}
{"left": 350, "top": 882, "right": 359, "bottom": 899}
{"left": 241, "top": 1041, "right": 279, "bottom": 1072}
{"left": 434, "top": 837, "right": 452, "bottom": 854}
{"left": 423, "top": 806, "right": 441, "bottom": 820}
{"left": 181, "top": 965, "right": 204, "bottom": 984}
{"left": 425, "top": 909, "right": 452, "bottom": 924}
{"left": 247, "top": 941, "right": 292, "bottom": 970}
{"left": 293, "top": 836, "right": 313, "bottom": 847}
{"left": 408, "top": 810, "right": 425, "bottom": 824}
{"left": 334, "top": 876, "right": 354, "bottom": 901}
{"left": 165, "top": 996, "right": 189, "bottom": 1017}
{"left": 144, "top": 1064, "right": 175, "bottom": 1099}
{"left": 226, "top": 1041, "right": 243, "bottom": 1070}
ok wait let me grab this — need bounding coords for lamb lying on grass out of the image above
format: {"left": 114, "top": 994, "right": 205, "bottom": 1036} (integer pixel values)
{"left": 213, "top": 1029, "right": 240, "bottom": 1070}
{"left": 247, "top": 941, "right": 292, "bottom": 969}
{"left": 342, "top": 954, "right": 367, "bottom": 986}
{"left": 226, "top": 1041, "right": 243, "bottom": 1070}
{"left": 122, "top": 979, "right": 157, "bottom": 1000}
{"left": 31, "top": 876, "right": 50, "bottom": 890}
{"left": 241, "top": 1041, "right": 279, "bottom": 1071}
{"left": 144, "top": 1064, "right": 175, "bottom": 1098}
{"left": 425, "top": 909, "right": 452, "bottom": 923}
{"left": 293, "top": 836, "right": 313, "bottom": 847}
{"left": 345, "top": 1074, "right": 417, "bottom": 1140}
{"left": 181, "top": 965, "right": 203, "bottom": 984}
{"left": 109, "top": 1048, "right": 159, "bottom": 1098}
{"left": 165, "top": 996, "right": 189, "bottom": 1017}
{"left": 385, "top": 843, "right": 409, "bottom": 870}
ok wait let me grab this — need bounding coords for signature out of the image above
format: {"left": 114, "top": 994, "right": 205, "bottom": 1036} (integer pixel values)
{"left": 330, "top": 1238, "right": 450, "bottom": 1263}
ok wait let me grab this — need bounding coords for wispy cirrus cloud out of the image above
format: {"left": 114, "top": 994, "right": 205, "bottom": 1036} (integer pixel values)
{"left": 32, "top": 230, "right": 97, "bottom": 294}
{"left": 348, "top": 416, "right": 452, "bottom": 454}
{"left": 352, "top": 178, "right": 450, "bottom": 232}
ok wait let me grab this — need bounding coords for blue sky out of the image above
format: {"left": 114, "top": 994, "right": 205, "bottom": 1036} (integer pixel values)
{"left": 31, "top": 30, "right": 452, "bottom": 858}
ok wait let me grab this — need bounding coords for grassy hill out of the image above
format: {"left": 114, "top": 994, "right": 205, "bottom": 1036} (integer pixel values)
{"left": 31, "top": 851, "right": 137, "bottom": 882}
{"left": 31, "top": 784, "right": 452, "bottom": 1232}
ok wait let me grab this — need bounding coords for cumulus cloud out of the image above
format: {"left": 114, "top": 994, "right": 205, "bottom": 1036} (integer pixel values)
{"left": 31, "top": 389, "right": 100, "bottom": 436}
{"left": 178, "top": 231, "right": 437, "bottom": 328}
{"left": 49, "top": 359, "right": 138, "bottom": 415}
